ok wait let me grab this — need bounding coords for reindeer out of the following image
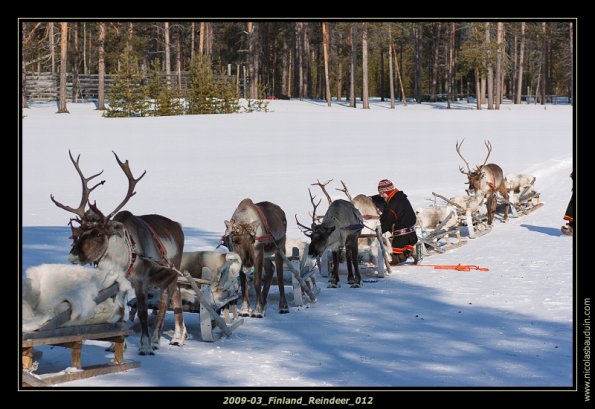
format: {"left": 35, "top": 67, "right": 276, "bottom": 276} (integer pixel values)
{"left": 222, "top": 199, "right": 288, "bottom": 318}
{"left": 51, "top": 151, "right": 186, "bottom": 355}
{"left": 336, "top": 181, "right": 392, "bottom": 268}
{"left": 297, "top": 190, "right": 363, "bottom": 288}
{"left": 456, "top": 140, "right": 509, "bottom": 225}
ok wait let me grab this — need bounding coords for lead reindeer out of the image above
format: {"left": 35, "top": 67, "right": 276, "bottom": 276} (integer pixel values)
{"left": 297, "top": 190, "right": 363, "bottom": 288}
{"left": 223, "top": 198, "right": 289, "bottom": 318}
{"left": 51, "top": 151, "right": 186, "bottom": 355}
{"left": 456, "top": 140, "right": 509, "bottom": 225}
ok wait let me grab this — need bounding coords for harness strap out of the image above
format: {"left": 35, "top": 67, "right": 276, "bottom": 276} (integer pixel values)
{"left": 254, "top": 204, "right": 275, "bottom": 243}
{"left": 124, "top": 230, "right": 137, "bottom": 277}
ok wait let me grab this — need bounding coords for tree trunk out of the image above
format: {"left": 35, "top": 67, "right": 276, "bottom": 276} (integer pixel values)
{"left": 362, "top": 23, "right": 369, "bottom": 109}
{"left": 495, "top": 22, "right": 504, "bottom": 109}
{"left": 336, "top": 61, "right": 342, "bottom": 101}
{"left": 199, "top": 22, "right": 205, "bottom": 61}
{"left": 191, "top": 22, "right": 195, "bottom": 62}
{"left": 430, "top": 23, "right": 442, "bottom": 102}
{"left": 485, "top": 23, "right": 494, "bottom": 109}
{"left": 303, "top": 23, "right": 310, "bottom": 99}
{"left": 392, "top": 43, "right": 406, "bottom": 106}
{"left": 97, "top": 22, "right": 106, "bottom": 110}
{"left": 515, "top": 22, "right": 525, "bottom": 104}
{"left": 83, "top": 23, "right": 88, "bottom": 74}
{"left": 413, "top": 25, "right": 423, "bottom": 103}
{"left": 481, "top": 73, "right": 486, "bottom": 106}
{"left": 297, "top": 23, "right": 304, "bottom": 100}
{"left": 380, "top": 49, "right": 385, "bottom": 101}
{"left": 72, "top": 23, "right": 79, "bottom": 103}
{"left": 569, "top": 22, "right": 573, "bottom": 105}
{"left": 447, "top": 22, "right": 455, "bottom": 109}
{"left": 48, "top": 22, "right": 55, "bottom": 74}
{"left": 388, "top": 31, "right": 395, "bottom": 109}
{"left": 540, "top": 22, "right": 547, "bottom": 105}
{"left": 57, "top": 22, "right": 69, "bottom": 114}
{"left": 247, "top": 22, "right": 259, "bottom": 99}
{"left": 322, "top": 22, "right": 331, "bottom": 106}
{"left": 349, "top": 23, "right": 356, "bottom": 108}
{"left": 164, "top": 22, "right": 171, "bottom": 88}
{"left": 176, "top": 37, "right": 182, "bottom": 94}
{"left": 475, "top": 67, "right": 481, "bottom": 110}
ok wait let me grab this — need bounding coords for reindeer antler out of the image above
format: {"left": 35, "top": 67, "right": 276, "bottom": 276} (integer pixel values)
{"left": 311, "top": 179, "right": 333, "bottom": 205}
{"left": 50, "top": 150, "right": 105, "bottom": 219}
{"left": 481, "top": 140, "right": 493, "bottom": 168}
{"left": 336, "top": 180, "right": 353, "bottom": 202}
{"left": 455, "top": 140, "right": 471, "bottom": 174}
{"left": 106, "top": 151, "right": 147, "bottom": 220}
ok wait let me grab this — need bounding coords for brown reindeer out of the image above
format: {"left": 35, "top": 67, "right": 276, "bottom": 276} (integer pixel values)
{"left": 51, "top": 151, "right": 186, "bottom": 355}
{"left": 297, "top": 190, "right": 363, "bottom": 288}
{"left": 223, "top": 198, "right": 288, "bottom": 318}
{"left": 456, "top": 140, "right": 509, "bottom": 225}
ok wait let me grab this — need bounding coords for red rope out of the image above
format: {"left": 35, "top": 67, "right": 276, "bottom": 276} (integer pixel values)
{"left": 401, "top": 263, "right": 489, "bottom": 272}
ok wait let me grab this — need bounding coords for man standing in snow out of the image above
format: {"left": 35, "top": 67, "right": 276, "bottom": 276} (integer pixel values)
{"left": 561, "top": 171, "right": 574, "bottom": 236}
{"left": 378, "top": 179, "right": 419, "bottom": 264}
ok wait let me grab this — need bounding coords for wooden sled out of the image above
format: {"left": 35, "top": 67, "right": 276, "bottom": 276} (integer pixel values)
{"left": 417, "top": 211, "right": 467, "bottom": 257}
{"left": 22, "top": 283, "right": 139, "bottom": 387}
{"left": 128, "top": 272, "right": 244, "bottom": 343}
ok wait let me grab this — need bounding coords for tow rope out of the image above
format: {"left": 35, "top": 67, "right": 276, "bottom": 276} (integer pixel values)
{"left": 402, "top": 263, "right": 489, "bottom": 272}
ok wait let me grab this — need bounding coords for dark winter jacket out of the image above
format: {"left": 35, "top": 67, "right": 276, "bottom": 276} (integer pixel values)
{"left": 380, "top": 190, "right": 417, "bottom": 234}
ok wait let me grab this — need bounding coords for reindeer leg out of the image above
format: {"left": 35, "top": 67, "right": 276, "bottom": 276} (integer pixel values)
{"left": 261, "top": 258, "right": 274, "bottom": 310}
{"left": 275, "top": 250, "right": 289, "bottom": 313}
{"left": 134, "top": 285, "right": 153, "bottom": 355}
{"left": 345, "top": 244, "right": 355, "bottom": 285}
{"left": 239, "top": 269, "right": 251, "bottom": 317}
{"left": 151, "top": 283, "right": 170, "bottom": 350}
{"left": 500, "top": 185, "right": 510, "bottom": 222}
{"left": 328, "top": 250, "right": 341, "bottom": 288}
{"left": 350, "top": 238, "right": 362, "bottom": 288}
{"left": 169, "top": 281, "right": 187, "bottom": 346}
{"left": 251, "top": 251, "right": 265, "bottom": 318}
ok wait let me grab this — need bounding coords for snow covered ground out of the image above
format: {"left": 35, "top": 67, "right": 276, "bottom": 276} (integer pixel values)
{"left": 21, "top": 99, "right": 577, "bottom": 391}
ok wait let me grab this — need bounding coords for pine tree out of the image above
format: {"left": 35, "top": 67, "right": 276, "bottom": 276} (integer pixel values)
{"left": 104, "top": 47, "right": 148, "bottom": 117}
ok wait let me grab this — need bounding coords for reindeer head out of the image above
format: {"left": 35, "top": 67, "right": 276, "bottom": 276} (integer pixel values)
{"left": 456, "top": 139, "right": 493, "bottom": 193}
{"left": 295, "top": 188, "right": 336, "bottom": 257}
{"left": 51, "top": 151, "right": 145, "bottom": 266}
{"left": 223, "top": 220, "right": 258, "bottom": 269}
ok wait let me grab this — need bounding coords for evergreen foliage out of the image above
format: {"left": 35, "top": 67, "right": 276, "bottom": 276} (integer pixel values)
{"left": 104, "top": 47, "right": 148, "bottom": 117}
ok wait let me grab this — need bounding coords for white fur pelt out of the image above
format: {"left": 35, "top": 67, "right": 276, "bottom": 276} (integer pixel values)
{"left": 22, "top": 264, "right": 131, "bottom": 332}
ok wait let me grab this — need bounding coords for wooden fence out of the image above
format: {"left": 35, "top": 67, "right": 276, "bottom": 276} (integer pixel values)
{"left": 23, "top": 72, "right": 200, "bottom": 102}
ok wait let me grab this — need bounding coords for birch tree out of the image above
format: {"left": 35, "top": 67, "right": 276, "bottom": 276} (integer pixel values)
{"left": 97, "top": 22, "right": 106, "bottom": 110}
{"left": 57, "top": 22, "right": 69, "bottom": 114}
{"left": 362, "top": 22, "right": 369, "bottom": 109}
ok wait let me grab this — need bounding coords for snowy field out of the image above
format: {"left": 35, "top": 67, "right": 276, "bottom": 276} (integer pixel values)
{"left": 20, "top": 99, "right": 577, "bottom": 392}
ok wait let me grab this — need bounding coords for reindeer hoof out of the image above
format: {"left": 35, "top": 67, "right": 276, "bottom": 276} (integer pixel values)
{"left": 350, "top": 283, "right": 361, "bottom": 288}
{"left": 251, "top": 312, "right": 264, "bottom": 318}
{"left": 279, "top": 307, "right": 289, "bottom": 314}
{"left": 347, "top": 278, "right": 355, "bottom": 285}
{"left": 139, "top": 349, "right": 154, "bottom": 356}
{"left": 327, "top": 282, "right": 340, "bottom": 288}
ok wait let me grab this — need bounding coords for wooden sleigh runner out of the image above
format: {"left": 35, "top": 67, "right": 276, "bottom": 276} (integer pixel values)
{"left": 22, "top": 282, "right": 140, "bottom": 387}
